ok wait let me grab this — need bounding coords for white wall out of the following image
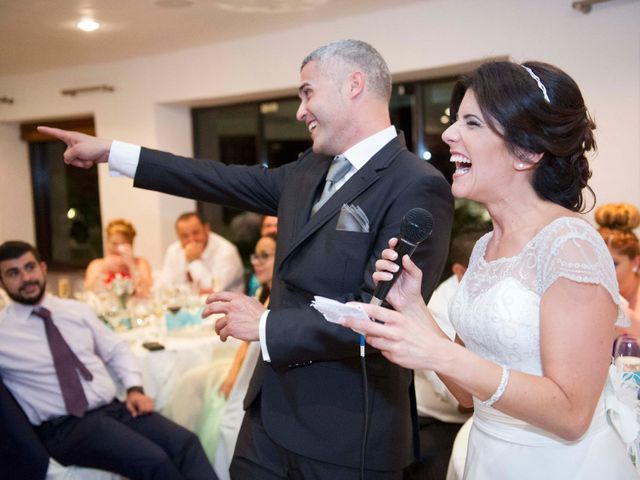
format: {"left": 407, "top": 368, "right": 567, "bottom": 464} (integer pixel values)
{"left": 1, "top": 0, "right": 638, "bottom": 268}
{"left": 0, "top": 123, "right": 34, "bottom": 243}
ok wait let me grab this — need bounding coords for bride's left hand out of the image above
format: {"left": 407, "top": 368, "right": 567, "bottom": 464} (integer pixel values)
{"left": 344, "top": 303, "right": 446, "bottom": 371}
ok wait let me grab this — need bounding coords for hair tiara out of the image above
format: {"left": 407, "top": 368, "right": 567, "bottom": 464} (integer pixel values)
{"left": 521, "top": 65, "right": 550, "bottom": 103}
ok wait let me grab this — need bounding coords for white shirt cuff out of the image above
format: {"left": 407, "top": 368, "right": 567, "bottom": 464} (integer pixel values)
{"left": 108, "top": 140, "right": 141, "bottom": 178}
{"left": 259, "top": 310, "right": 271, "bottom": 362}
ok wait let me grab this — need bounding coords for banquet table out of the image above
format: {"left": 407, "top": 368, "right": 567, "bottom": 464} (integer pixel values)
{"left": 115, "top": 315, "right": 242, "bottom": 412}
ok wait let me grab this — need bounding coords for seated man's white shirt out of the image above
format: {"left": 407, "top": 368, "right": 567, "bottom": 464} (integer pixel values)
{"left": 0, "top": 295, "right": 142, "bottom": 425}
{"left": 416, "top": 275, "right": 470, "bottom": 423}
{"left": 157, "top": 231, "right": 244, "bottom": 293}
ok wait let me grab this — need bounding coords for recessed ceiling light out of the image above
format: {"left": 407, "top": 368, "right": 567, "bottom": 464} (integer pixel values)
{"left": 77, "top": 19, "right": 100, "bottom": 32}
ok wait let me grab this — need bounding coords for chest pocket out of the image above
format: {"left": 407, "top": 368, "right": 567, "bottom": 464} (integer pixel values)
{"left": 326, "top": 230, "right": 376, "bottom": 292}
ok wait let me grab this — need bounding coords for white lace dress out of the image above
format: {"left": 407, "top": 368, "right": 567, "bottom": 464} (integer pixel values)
{"left": 450, "top": 217, "right": 637, "bottom": 479}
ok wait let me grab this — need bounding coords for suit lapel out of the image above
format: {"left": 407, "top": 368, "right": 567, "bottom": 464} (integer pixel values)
{"left": 278, "top": 135, "right": 406, "bottom": 268}
{"left": 287, "top": 154, "right": 330, "bottom": 244}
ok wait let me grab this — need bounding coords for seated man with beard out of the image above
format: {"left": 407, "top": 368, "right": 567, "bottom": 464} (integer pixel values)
{"left": 0, "top": 240, "right": 217, "bottom": 480}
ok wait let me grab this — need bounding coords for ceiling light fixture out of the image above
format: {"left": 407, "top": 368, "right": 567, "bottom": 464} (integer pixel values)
{"left": 77, "top": 19, "right": 100, "bottom": 32}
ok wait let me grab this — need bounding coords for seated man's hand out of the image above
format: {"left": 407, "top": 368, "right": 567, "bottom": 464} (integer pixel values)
{"left": 184, "top": 241, "right": 205, "bottom": 263}
{"left": 126, "top": 389, "right": 154, "bottom": 417}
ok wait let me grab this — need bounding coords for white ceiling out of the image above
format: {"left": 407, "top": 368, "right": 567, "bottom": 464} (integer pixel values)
{"left": 0, "top": 0, "right": 423, "bottom": 76}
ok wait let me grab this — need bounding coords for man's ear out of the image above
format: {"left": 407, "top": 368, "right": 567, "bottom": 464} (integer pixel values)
{"left": 346, "top": 71, "right": 365, "bottom": 99}
{"left": 204, "top": 223, "right": 211, "bottom": 234}
{"left": 40, "top": 261, "right": 48, "bottom": 277}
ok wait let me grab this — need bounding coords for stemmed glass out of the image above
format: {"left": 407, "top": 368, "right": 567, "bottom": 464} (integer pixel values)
{"left": 614, "top": 334, "right": 640, "bottom": 384}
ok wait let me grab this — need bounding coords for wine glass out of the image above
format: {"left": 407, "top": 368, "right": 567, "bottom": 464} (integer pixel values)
{"left": 614, "top": 334, "right": 640, "bottom": 384}
{"left": 130, "top": 298, "right": 154, "bottom": 328}
{"left": 161, "top": 286, "right": 184, "bottom": 315}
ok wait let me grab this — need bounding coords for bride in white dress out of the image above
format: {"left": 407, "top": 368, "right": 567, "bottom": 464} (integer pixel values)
{"left": 343, "top": 61, "right": 637, "bottom": 479}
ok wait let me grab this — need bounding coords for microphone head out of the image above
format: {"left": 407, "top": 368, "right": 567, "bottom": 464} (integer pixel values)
{"left": 400, "top": 208, "right": 433, "bottom": 244}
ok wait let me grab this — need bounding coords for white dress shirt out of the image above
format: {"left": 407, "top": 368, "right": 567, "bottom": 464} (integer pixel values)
{"left": 415, "top": 275, "right": 470, "bottom": 423}
{"left": 157, "top": 231, "right": 245, "bottom": 293}
{"left": 0, "top": 294, "right": 143, "bottom": 425}
{"left": 107, "top": 126, "right": 397, "bottom": 361}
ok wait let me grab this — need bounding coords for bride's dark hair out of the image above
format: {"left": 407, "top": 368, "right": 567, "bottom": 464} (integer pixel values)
{"left": 450, "top": 61, "right": 596, "bottom": 213}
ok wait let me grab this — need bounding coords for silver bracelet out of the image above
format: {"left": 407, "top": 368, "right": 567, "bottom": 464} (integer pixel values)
{"left": 478, "top": 365, "right": 510, "bottom": 407}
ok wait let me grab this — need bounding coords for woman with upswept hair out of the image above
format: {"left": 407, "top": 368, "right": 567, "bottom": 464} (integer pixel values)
{"left": 596, "top": 202, "right": 640, "bottom": 338}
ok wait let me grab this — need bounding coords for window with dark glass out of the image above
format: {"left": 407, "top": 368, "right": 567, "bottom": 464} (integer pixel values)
{"left": 191, "top": 76, "right": 488, "bottom": 260}
{"left": 192, "top": 98, "right": 310, "bottom": 237}
{"left": 21, "top": 119, "right": 103, "bottom": 270}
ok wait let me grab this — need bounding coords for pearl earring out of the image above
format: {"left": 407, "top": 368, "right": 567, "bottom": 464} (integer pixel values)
{"left": 518, "top": 163, "right": 525, "bottom": 169}
{"left": 633, "top": 266, "right": 639, "bottom": 274}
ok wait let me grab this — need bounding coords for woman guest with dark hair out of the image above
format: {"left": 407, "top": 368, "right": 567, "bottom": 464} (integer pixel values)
{"left": 343, "top": 61, "right": 636, "bottom": 478}
{"left": 218, "top": 233, "right": 276, "bottom": 400}
{"left": 596, "top": 202, "right": 640, "bottom": 338}
{"left": 85, "top": 219, "right": 153, "bottom": 297}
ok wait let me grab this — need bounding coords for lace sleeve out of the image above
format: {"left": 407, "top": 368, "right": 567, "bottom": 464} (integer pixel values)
{"left": 539, "top": 220, "right": 629, "bottom": 327}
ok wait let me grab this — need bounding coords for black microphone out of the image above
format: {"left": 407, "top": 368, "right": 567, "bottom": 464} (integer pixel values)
{"left": 370, "top": 208, "right": 433, "bottom": 306}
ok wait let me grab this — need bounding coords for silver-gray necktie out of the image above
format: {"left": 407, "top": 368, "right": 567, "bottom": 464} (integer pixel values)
{"left": 311, "top": 155, "right": 351, "bottom": 216}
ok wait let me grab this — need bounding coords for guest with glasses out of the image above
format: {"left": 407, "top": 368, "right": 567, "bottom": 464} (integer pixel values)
{"left": 173, "top": 234, "right": 277, "bottom": 479}
{"left": 246, "top": 215, "right": 279, "bottom": 298}
{"left": 221, "top": 234, "right": 277, "bottom": 400}
{"left": 596, "top": 202, "right": 640, "bottom": 339}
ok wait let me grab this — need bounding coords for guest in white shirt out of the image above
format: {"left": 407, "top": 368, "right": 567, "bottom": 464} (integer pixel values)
{"left": 407, "top": 224, "right": 490, "bottom": 480}
{"left": 0, "top": 240, "right": 216, "bottom": 480}
{"left": 158, "top": 212, "right": 244, "bottom": 294}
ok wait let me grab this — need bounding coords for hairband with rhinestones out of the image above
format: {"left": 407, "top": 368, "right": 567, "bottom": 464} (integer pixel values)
{"left": 521, "top": 65, "right": 550, "bottom": 103}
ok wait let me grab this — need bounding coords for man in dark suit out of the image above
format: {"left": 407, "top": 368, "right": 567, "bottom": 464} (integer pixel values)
{"left": 39, "top": 39, "right": 453, "bottom": 479}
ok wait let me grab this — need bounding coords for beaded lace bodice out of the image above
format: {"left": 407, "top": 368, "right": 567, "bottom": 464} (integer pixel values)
{"left": 450, "top": 217, "right": 626, "bottom": 376}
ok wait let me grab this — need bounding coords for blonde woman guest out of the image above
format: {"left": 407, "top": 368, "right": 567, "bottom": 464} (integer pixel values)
{"left": 596, "top": 202, "right": 640, "bottom": 338}
{"left": 343, "top": 61, "right": 635, "bottom": 478}
{"left": 85, "top": 219, "right": 152, "bottom": 297}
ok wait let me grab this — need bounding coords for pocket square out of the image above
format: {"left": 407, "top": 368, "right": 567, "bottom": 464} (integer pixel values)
{"left": 336, "top": 204, "right": 370, "bottom": 232}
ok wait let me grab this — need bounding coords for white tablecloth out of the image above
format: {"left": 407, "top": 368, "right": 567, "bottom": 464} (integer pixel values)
{"left": 117, "top": 319, "right": 242, "bottom": 412}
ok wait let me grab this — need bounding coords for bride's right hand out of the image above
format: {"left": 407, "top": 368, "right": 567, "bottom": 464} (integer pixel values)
{"left": 373, "top": 237, "right": 423, "bottom": 311}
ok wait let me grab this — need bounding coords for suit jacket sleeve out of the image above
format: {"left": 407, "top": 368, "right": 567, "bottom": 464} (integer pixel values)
{"left": 134, "top": 147, "right": 286, "bottom": 216}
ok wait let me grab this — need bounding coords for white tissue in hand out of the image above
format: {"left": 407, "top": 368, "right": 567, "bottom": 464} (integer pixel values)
{"left": 311, "top": 296, "right": 370, "bottom": 324}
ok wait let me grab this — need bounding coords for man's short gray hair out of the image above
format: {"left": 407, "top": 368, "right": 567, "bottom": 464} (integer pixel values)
{"left": 301, "top": 40, "right": 392, "bottom": 102}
